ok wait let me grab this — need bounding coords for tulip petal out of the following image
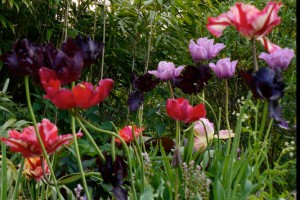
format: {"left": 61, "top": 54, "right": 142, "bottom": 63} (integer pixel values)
{"left": 207, "top": 13, "right": 231, "bottom": 37}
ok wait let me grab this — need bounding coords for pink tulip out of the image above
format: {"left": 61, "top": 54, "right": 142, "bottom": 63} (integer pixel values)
{"left": 0, "top": 119, "right": 83, "bottom": 157}
{"left": 206, "top": 2, "right": 282, "bottom": 53}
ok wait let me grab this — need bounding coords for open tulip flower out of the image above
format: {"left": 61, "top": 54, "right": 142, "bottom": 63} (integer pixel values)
{"left": 193, "top": 118, "right": 214, "bottom": 151}
{"left": 209, "top": 58, "right": 238, "bottom": 79}
{"left": 259, "top": 48, "right": 295, "bottom": 70}
{"left": 166, "top": 98, "right": 206, "bottom": 123}
{"left": 23, "top": 157, "right": 50, "bottom": 182}
{"left": 206, "top": 2, "right": 282, "bottom": 53}
{"left": 0, "top": 119, "right": 83, "bottom": 157}
{"left": 115, "top": 125, "right": 144, "bottom": 144}
{"left": 39, "top": 67, "right": 114, "bottom": 109}
{"left": 189, "top": 37, "right": 225, "bottom": 62}
{"left": 148, "top": 61, "right": 184, "bottom": 81}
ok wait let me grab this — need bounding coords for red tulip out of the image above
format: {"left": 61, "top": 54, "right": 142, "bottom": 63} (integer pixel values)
{"left": 166, "top": 98, "right": 206, "bottom": 123}
{"left": 0, "top": 119, "right": 83, "bottom": 157}
{"left": 206, "top": 2, "right": 282, "bottom": 53}
{"left": 39, "top": 67, "right": 114, "bottom": 109}
{"left": 23, "top": 157, "right": 50, "bottom": 181}
{"left": 115, "top": 126, "right": 144, "bottom": 144}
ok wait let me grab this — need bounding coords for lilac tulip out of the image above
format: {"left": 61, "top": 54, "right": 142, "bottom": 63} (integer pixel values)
{"left": 209, "top": 58, "right": 237, "bottom": 79}
{"left": 189, "top": 37, "right": 225, "bottom": 62}
{"left": 148, "top": 61, "right": 184, "bottom": 81}
{"left": 259, "top": 48, "right": 294, "bottom": 70}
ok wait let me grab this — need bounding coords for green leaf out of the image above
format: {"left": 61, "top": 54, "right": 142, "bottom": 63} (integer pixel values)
{"left": 7, "top": 20, "right": 15, "bottom": 34}
{"left": 140, "top": 185, "right": 154, "bottom": 200}
{"left": 157, "top": 0, "right": 163, "bottom": 5}
{"left": 155, "top": 34, "right": 162, "bottom": 47}
{"left": 2, "top": 78, "right": 10, "bottom": 93}
{"left": 144, "top": 0, "right": 154, "bottom": 6}
{"left": 0, "top": 118, "right": 16, "bottom": 132}
{"left": 213, "top": 179, "right": 226, "bottom": 200}
{"left": 46, "top": 29, "right": 52, "bottom": 41}
{"left": 0, "top": 106, "right": 15, "bottom": 116}
{"left": 0, "top": 14, "right": 7, "bottom": 28}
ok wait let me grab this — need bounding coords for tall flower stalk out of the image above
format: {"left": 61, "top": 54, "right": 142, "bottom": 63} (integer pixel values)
{"left": 24, "top": 76, "right": 63, "bottom": 200}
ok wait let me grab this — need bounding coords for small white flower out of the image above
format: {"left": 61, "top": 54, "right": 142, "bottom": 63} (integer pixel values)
{"left": 284, "top": 142, "right": 289, "bottom": 146}
{"left": 289, "top": 152, "right": 294, "bottom": 157}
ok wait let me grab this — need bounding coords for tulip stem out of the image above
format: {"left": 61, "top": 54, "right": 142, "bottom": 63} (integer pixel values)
{"left": 70, "top": 112, "right": 92, "bottom": 200}
{"left": 251, "top": 39, "right": 258, "bottom": 71}
{"left": 74, "top": 114, "right": 106, "bottom": 162}
{"left": 75, "top": 113, "right": 137, "bottom": 200}
{"left": 225, "top": 79, "right": 231, "bottom": 155}
{"left": 100, "top": 0, "right": 106, "bottom": 80}
{"left": 24, "top": 76, "right": 63, "bottom": 200}
{"left": 167, "top": 81, "right": 174, "bottom": 98}
{"left": 12, "top": 157, "right": 25, "bottom": 200}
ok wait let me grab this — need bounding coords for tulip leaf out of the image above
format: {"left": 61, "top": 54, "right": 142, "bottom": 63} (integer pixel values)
{"left": 0, "top": 14, "right": 7, "bottom": 28}
{"left": 0, "top": 118, "right": 16, "bottom": 131}
{"left": 143, "top": 0, "right": 153, "bottom": 6}
{"left": 213, "top": 179, "right": 226, "bottom": 200}
{"left": 46, "top": 29, "right": 52, "bottom": 42}
{"left": 140, "top": 185, "right": 154, "bottom": 200}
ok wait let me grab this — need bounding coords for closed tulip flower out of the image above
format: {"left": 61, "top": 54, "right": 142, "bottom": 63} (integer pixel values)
{"left": 189, "top": 37, "right": 225, "bottom": 62}
{"left": 259, "top": 48, "right": 295, "bottom": 70}
{"left": 209, "top": 58, "right": 238, "bottom": 79}
{"left": 115, "top": 126, "right": 144, "bottom": 144}
{"left": 166, "top": 98, "right": 206, "bottom": 123}
{"left": 148, "top": 61, "right": 184, "bottom": 81}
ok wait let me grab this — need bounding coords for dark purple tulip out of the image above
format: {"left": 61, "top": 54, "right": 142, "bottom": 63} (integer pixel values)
{"left": 173, "top": 65, "right": 212, "bottom": 94}
{"left": 99, "top": 155, "right": 128, "bottom": 200}
{"left": 75, "top": 35, "right": 104, "bottom": 68}
{"left": 128, "top": 91, "right": 144, "bottom": 112}
{"left": 131, "top": 72, "right": 159, "bottom": 92}
{"left": 239, "top": 67, "right": 288, "bottom": 129}
{"left": 42, "top": 43, "right": 84, "bottom": 85}
{"left": 1, "top": 39, "right": 44, "bottom": 83}
{"left": 128, "top": 72, "right": 159, "bottom": 111}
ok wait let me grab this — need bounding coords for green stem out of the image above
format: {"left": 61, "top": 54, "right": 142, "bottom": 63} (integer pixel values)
{"left": 174, "top": 120, "right": 181, "bottom": 200}
{"left": 75, "top": 114, "right": 137, "bottom": 200}
{"left": 74, "top": 115, "right": 106, "bottom": 162}
{"left": 226, "top": 92, "right": 252, "bottom": 199}
{"left": 1, "top": 135, "right": 7, "bottom": 200}
{"left": 258, "top": 101, "right": 269, "bottom": 141}
{"left": 197, "top": 95, "right": 220, "bottom": 149}
{"left": 71, "top": 112, "right": 91, "bottom": 200}
{"left": 12, "top": 157, "right": 25, "bottom": 200}
{"left": 144, "top": 4, "right": 156, "bottom": 73}
{"left": 251, "top": 38, "right": 258, "bottom": 71}
{"left": 225, "top": 79, "right": 231, "bottom": 155}
{"left": 24, "top": 76, "right": 62, "bottom": 200}
{"left": 100, "top": 0, "right": 106, "bottom": 80}
{"left": 167, "top": 81, "right": 174, "bottom": 99}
